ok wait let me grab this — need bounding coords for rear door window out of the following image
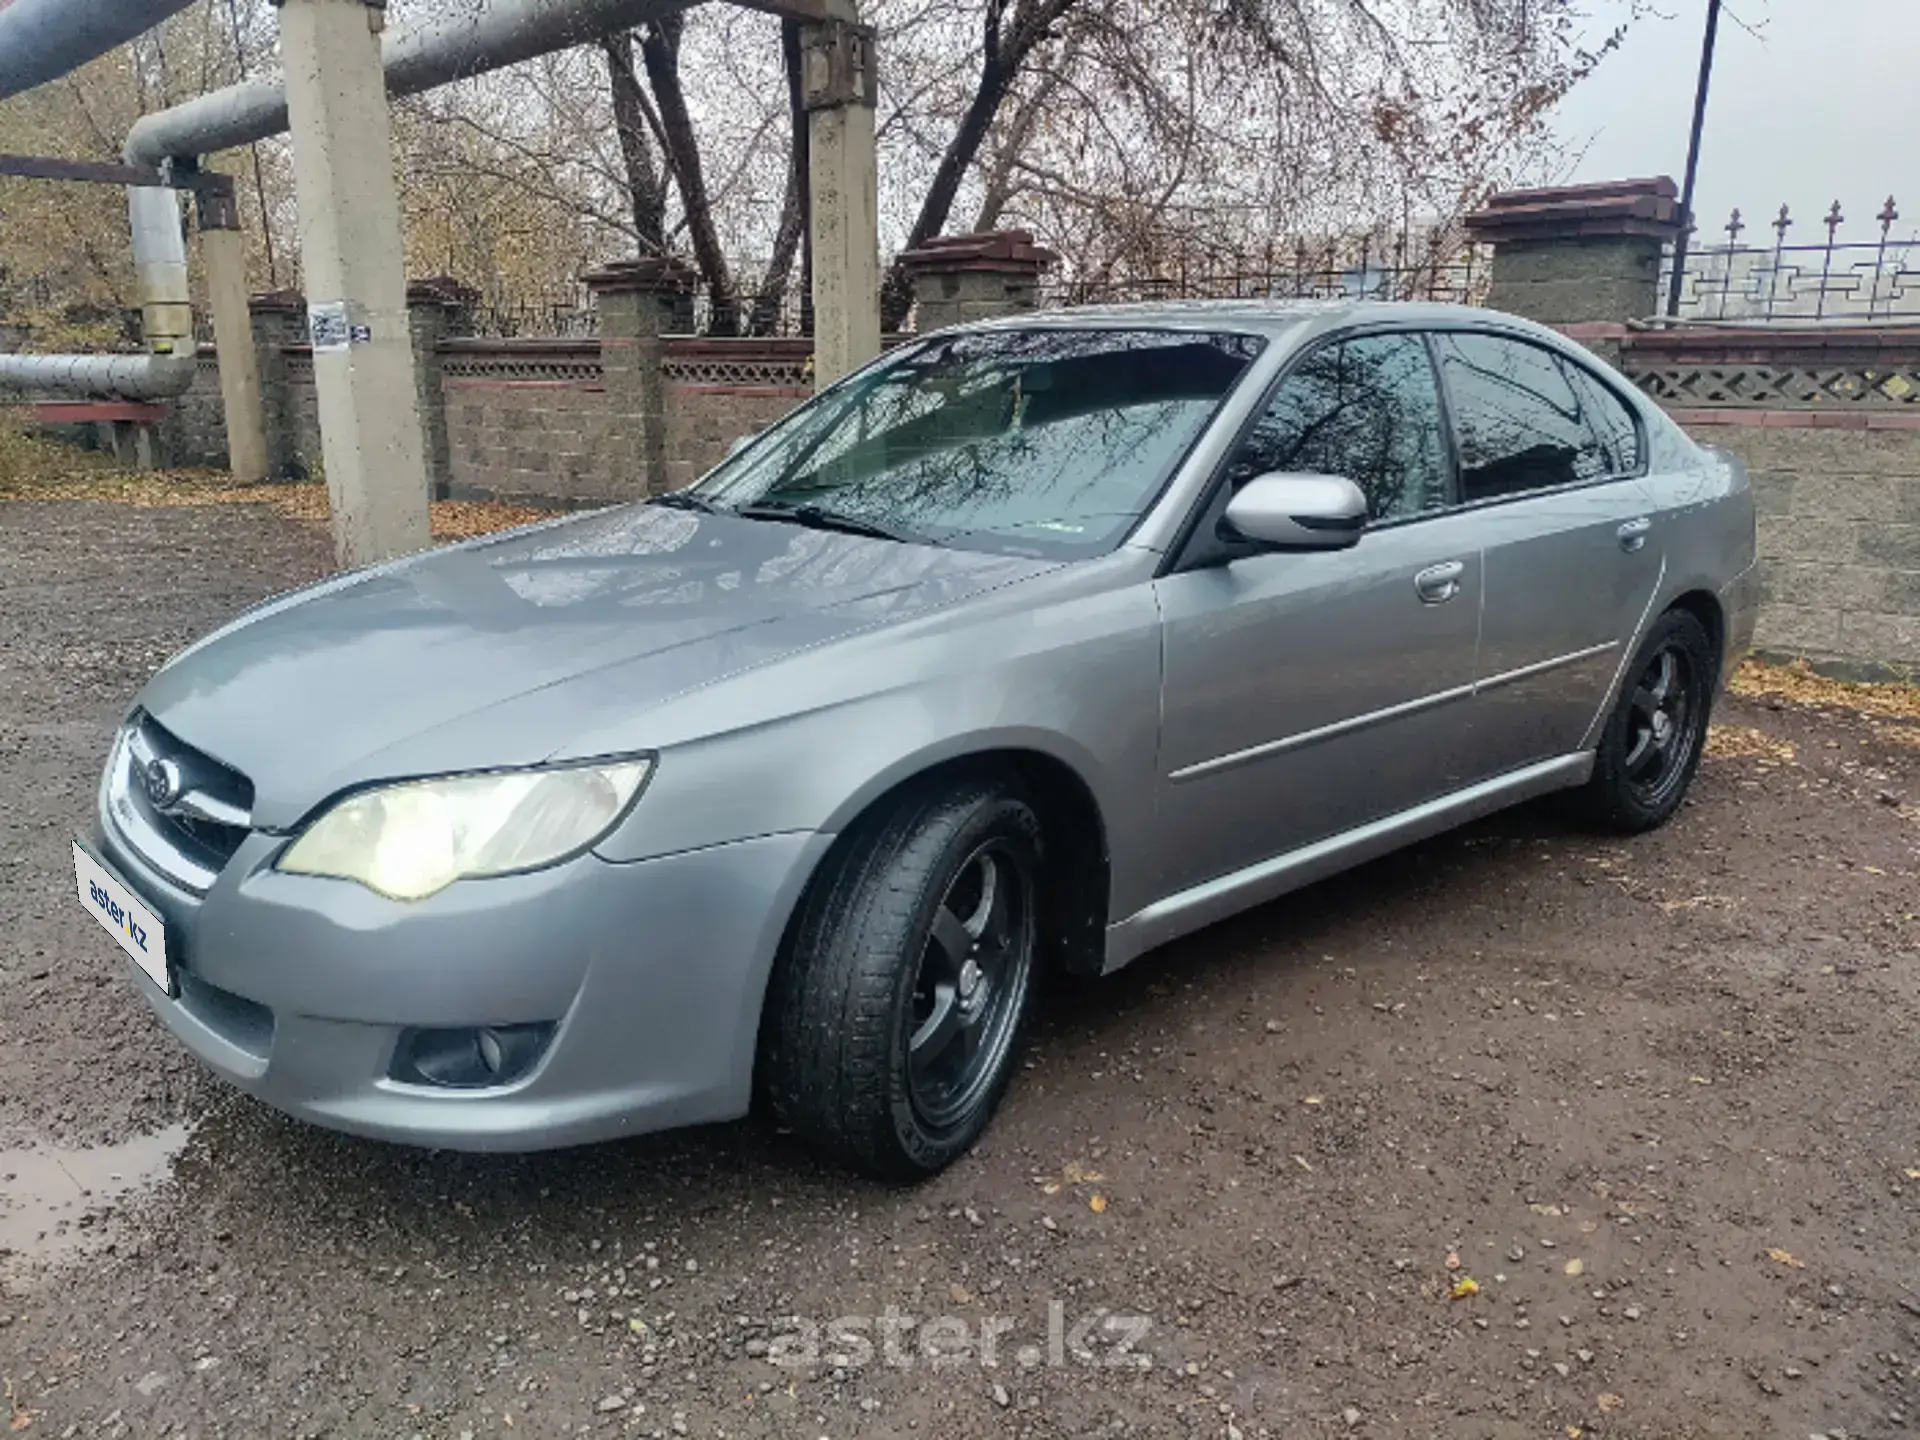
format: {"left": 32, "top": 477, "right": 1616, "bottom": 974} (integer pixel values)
{"left": 1433, "top": 332, "right": 1631, "bottom": 502}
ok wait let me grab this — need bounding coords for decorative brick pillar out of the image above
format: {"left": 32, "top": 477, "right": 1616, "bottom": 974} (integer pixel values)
{"left": 584, "top": 257, "right": 698, "bottom": 497}
{"left": 1464, "top": 178, "right": 1684, "bottom": 360}
{"left": 897, "top": 231, "right": 1057, "bottom": 332}
{"left": 407, "top": 276, "right": 478, "bottom": 501}
{"left": 248, "top": 288, "right": 307, "bottom": 481}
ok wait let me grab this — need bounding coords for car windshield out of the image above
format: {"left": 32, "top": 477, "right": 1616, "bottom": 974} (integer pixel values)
{"left": 693, "top": 328, "right": 1265, "bottom": 557}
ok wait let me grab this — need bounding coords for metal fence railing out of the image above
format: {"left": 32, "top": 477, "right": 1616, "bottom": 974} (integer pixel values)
{"left": 1039, "top": 234, "right": 1492, "bottom": 312}
{"left": 1662, "top": 198, "right": 1918, "bottom": 323}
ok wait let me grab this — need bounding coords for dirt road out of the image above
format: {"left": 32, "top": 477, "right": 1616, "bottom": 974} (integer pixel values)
{"left": 3, "top": 493, "right": 1918, "bottom": 1439}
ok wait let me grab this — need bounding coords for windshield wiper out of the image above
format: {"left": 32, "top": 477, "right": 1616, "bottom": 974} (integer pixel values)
{"left": 734, "top": 502, "right": 917, "bottom": 545}
{"left": 648, "top": 490, "right": 719, "bottom": 513}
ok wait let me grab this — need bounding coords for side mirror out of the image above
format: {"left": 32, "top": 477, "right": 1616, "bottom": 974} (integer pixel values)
{"left": 1221, "top": 472, "right": 1368, "bottom": 551}
{"left": 727, "top": 432, "right": 760, "bottom": 459}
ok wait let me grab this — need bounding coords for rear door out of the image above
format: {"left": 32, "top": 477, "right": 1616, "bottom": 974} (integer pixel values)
{"left": 1152, "top": 330, "right": 1483, "bottom": 901}
{"left": 1430, "top": 331, "right": 1665, "bottom": 776}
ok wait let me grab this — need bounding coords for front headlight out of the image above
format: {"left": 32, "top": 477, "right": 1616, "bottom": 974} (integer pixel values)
{"left": 278, "top": 758, "right": 653, "bottom": 901}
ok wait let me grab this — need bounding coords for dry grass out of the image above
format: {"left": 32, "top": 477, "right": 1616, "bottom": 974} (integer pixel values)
{"left": 1704, "top": 724, "right": 1797, "bottom": 765}
{"left": 1728, "top": 656, "right": 1920, "bottom": 722}
{"left": 0, "top": 411, "right": 544, "bottom": 541}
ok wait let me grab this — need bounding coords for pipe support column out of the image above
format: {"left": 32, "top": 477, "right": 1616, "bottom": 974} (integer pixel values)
{"left": 279, "top": 0, "right": 431, "bottom": 566}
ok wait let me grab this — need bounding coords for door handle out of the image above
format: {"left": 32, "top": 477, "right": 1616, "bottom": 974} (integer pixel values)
{"left": 1413, "top": 560, "right": 1466, "bottom": 605}
{"left": 1617, "top": 517, "right": 1652, "bottom": 553}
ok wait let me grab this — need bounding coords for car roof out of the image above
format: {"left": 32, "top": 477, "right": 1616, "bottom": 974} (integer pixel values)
{"left": 952, "top": 295, "right": 1566, "bottom": 347}
{"left": 951, "top": 298, "right": 1511, "bottom": 338}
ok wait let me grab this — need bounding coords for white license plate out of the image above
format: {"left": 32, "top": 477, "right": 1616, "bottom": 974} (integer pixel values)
{"left": 73, "top": 840, "right": 170, "bottom": 994}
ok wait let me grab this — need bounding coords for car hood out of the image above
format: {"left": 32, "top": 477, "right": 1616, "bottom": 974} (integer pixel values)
{"left": 137, "top": 505, "right": 1058, "bottom": 828}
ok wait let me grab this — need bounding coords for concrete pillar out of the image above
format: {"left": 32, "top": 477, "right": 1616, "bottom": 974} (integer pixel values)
{"left": 407, "top": 277, "right": 477, "bottom": 502}
{"left": 196, "top": 182, "right": 269, "bottom": 485}
{"left": 584, "top": 257, "right": 696, "bottom": 498}
{"left": 897, "top": 231, "right": 1056, "bottom": 332}
{"left": 800, "top": 6, "right": 880, "bottom": 390}
{"left": 278, "top": 0, "right": 431, "bottom": 566}
{"left": 1464, "top": 178, "right": 1683, "bottom": 360}
{"left": 248, "top": 289, "right": 306, "bottom": 480}
{"left": 107, "top": 418, "right": 157, "bottom": 470}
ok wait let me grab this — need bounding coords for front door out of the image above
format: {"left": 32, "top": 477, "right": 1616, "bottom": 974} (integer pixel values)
{"left": 1152, "top": 330, "right": 1483, "bottom": 903}
{"left": 1428, "top": 331, "right": 1667, "bottom": 775}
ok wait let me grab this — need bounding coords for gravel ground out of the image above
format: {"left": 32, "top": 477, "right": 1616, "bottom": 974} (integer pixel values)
{"left": 3, "top": 493, "right": 1919, "bottom": 1440}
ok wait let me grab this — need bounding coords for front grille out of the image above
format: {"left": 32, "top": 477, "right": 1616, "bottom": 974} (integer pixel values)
{"left": 105, "top": 712, "right": 255, "bottom": 891}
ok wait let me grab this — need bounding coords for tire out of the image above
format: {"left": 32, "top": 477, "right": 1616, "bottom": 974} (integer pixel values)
{"left": 758, "top": 780, "right": 1043, "bottom": 1180}
{"left": 1568, "top": 608, "right": 1716, "bottom": 834}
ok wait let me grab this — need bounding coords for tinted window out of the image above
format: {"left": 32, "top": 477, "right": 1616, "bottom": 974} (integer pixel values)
{"left": 1564, "top": 363, "right": 1643, "bottom": 476}
{"left": 1230, "top": 333, "right": 1450, "bottom": 523}
{"left": 1434, "top": 332, "right": 1629, "bottom": 501}
{"left": 700, "top": 328, "right": 1263, "bottom": 558}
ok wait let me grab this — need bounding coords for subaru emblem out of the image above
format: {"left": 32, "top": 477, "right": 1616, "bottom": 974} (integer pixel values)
{"left": 144, "top": 756, "right": 184, "bottom": 809}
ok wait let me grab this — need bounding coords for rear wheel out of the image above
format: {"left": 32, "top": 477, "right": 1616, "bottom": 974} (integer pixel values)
{"left": 759, "top": 780, "right": 1041, "bottom": 1179}
{"left": 1569, "top": 609, "right": 1715, "bottom": 833}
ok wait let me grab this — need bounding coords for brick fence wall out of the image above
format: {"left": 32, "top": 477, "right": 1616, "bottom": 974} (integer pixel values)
{"left": 165, "top": 332, "right": 814, "bottom": 506}
{"left": 1613, "top": 325, "right": 1920, "bottom": 676}
{"left": 419, "top": 335, "right": 811, "bottom": 506}
{"left": 1671, "top": 417, "right": 1920, "bottom": 672}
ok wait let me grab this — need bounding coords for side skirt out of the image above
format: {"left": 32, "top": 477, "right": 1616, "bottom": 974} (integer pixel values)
{"left": 1101, "top": 752, "right": 1594, "bottom": 973}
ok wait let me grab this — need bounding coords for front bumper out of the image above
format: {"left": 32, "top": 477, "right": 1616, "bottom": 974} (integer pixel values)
{"left": 89, "top": 805, "right": 831, "bottom": 1152}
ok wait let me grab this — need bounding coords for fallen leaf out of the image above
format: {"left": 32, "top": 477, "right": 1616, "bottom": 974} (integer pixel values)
{"left": 1292, "top": 1154, "right": 1313, "bottom": 1172}
{"left": 1865, "top": 866, "right": 1886, "bottom": 875}
{"left": 1445, "top": 1251, "right": 1461, "bottom": 1272}
{"left": 1905, "top": 1169, "right": 1920, "bottom": 1181}
{"left": 1061, "top": 1162, "right": 1106, "bottom": 1185}
{"left": 1564, "top": 1258, "right": 1585, "bottom": 1277}
{"left": 1302, "top": 1096, "right": 1324, "bottom": 1107}
{"left": 1567, "top": 1428, "right": 1584, "bottom": 1439}
{"left": 628, "top": 1318, "right": 649, "bottom": 1334}
{"left": 1528, "top": 1203, "right": 1564, "bottom": 1217}
{"left": 1088, "top": 1194, "right": 1108, "bottom": 1214}
{"left": 4, "top": 1379, "right": 29, "bottom": 1434}
{"left": 1597, "top": 1393, "right": 1624, "bottom": 1414}
{"left": 1449, "top": 1277, "right": 1480, "bottom": 1300}
{"left": 1766, "top": 1248, "right": 1805, "bottom": 1269}
{"left": 949, "top": 1282, "right": 973, "bottom": 1305}
{"left": 1688, "top": 1075, "right": 1712, "bottom": 1085}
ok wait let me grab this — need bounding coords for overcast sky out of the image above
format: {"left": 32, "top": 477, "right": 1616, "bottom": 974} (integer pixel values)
{"left": 1552, "top": 0, "right": 1914, "bottom": 246}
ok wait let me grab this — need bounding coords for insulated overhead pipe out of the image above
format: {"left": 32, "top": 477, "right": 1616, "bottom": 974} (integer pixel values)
{"left": 0, "top": 0, "right": 202, "bottom": 397}
{"left": 1, "top": 0, "right": 699, "bottom": 402}
{"left": 124, "top": 0, "right": 701, "bottom": 165}
{"left": 0, "top": 0, "right": 201, "bottom": 103}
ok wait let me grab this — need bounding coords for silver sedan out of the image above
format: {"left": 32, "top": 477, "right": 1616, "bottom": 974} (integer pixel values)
{"left": 74, "top": 301, "right": 1758, "bottom": 1177}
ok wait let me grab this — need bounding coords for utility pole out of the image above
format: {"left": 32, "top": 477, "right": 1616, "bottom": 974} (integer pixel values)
{"left": 1666, "top": 0, "right": 1723, "bottom": 318}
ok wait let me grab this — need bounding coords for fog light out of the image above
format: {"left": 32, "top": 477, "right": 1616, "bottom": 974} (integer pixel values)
{"left": 392, "top": 1022, "right": 554, "bottom": 1089}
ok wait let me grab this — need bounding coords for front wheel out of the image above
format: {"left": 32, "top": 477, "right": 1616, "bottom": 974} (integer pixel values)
{"left": 1569, "top": 609, "right": 1716, "bottom": 833}
{"left": 758, "top": 781, "right": 1042, "bottom": 1179}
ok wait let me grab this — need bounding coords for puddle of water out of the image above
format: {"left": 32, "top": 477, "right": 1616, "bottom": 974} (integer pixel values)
{"left": 0, "top": 1124, "right": 192, "bottom": 1268}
